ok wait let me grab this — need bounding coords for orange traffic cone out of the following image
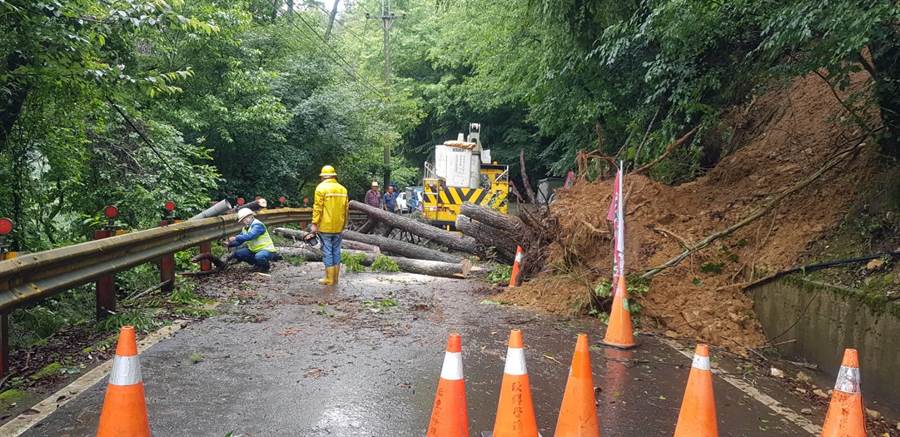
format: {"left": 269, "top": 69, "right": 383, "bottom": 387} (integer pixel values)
{"left": 491, "top": 329, "right": 539, "bottom": 437}
{"left": 427, "top": 333, "right": 469, "bottom": 437}
{"left": 554, "top": 334, "right": 600, "bottom": 437}
{"left": 673, "top": 344, "right": 718, "bottom": 437}
{"left": 598, "top": 275, "right": 637, "bottom": 349}
{"left": 821, "top": 348, "right": 866, "bottom": 437}
{"left": 509, "top": 246, "right": 524, "bottom": 288}
{"left": 97, "top": 325, "right": 150, "bottom": 437}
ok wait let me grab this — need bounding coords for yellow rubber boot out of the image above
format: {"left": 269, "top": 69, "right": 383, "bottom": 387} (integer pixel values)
{"left": 318, "top": 265, "right": 333, "bottom": 285}
{"left": 332, "top": 265, "right": 340, "bottom": 285}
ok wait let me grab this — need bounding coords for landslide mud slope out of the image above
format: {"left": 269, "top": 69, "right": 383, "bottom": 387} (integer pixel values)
{"left": 501, "top": 71, "right": 882, "bottom": 351}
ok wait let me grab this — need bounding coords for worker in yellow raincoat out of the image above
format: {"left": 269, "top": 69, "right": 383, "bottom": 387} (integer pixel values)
{"left": 311, "top": 165, "right": 349, "bottom": 285}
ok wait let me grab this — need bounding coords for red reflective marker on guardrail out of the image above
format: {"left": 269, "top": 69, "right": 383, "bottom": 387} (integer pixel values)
{"left": 0, "top": 218, "right": 12, "bottom": 235}
{"left": 104, "top": 206, "right": 119, "bottom": 219}
{"left": 164, "top": 200, "right": 176, "bottom": 212}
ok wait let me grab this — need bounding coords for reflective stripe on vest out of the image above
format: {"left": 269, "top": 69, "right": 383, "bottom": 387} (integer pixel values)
{"left": 245, "top": 221, "right": 276, "bottom": 253}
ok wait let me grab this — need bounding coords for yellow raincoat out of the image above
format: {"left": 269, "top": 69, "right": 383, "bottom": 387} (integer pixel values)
{"left": 312, "top": 178, "right": 349, "bottom": 233}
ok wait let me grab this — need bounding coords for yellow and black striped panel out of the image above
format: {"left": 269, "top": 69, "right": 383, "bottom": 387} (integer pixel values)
{"left": 424, "top": 187, "right": 504, "bottom": 205}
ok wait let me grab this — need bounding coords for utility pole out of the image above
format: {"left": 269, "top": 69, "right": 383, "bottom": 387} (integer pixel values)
{"left": 367, "top": 0, "right": 399, "bottom": 189}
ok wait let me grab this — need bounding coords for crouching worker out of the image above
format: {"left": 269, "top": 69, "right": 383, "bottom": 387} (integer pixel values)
{"left": 228, "top": 208, "right": 277, "bottom": 273}
{"left": 312, "top": 165, "right": 348, "bottom": 285}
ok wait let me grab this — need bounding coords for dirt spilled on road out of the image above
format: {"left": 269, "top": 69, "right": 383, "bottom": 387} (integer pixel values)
{"left": 499, "top": 71, "right": 883, "bottom": 352}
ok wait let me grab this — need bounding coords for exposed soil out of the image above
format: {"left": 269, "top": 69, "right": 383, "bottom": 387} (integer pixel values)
{"left": 499, "top": 71, "right": 884, "bottom": 353}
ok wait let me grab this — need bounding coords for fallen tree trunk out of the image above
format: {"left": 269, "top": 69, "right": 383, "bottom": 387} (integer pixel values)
{"left": 272, "top": 227, "right": 381, "bottom": 253}
{"left": 273, "top": 227, "right": 457, "bottom": 262}
{"left": 342, "top": 230, "right": 460, "bottom": 263}
{"left": 459, "top": 203, "right": 526, "bottom": 240}
{"left": 276, "top": 246, "right": 472, "bottom": 278}
{"left": 349, "top": 200, "right": 478, "bottom": 253}
{"left": 455, "top": 215, "right": 516, "bottom": 261}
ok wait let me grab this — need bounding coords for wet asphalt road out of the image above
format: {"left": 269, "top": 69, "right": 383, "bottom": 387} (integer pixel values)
{"left": 24, "top": 262, "right": 812, "bottom": 436}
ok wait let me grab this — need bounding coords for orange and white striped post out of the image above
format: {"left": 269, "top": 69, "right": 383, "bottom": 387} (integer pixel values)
{"left": 673, "top": 344, "right": 718, "bottom": 437}
{"left": 508, "top": 246, "right": 524, "bottom": 288}
{"left": 490, "top": 329, "right": 539, "bottom": 437}
{"left": 821, "top": 348, "right": 866, "bottom": 437}
{"left": 96, "top": 326, "right": 151, "bottom": 437}
{"left": 427, "top": 333, "right": 469, "bottom": 437}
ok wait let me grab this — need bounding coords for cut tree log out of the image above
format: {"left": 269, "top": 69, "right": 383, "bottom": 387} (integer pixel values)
{"left": 349, "top": 200, "right": 478, "bottom": 253}
{"left": 276, "top": 246, "right": 472, "bottom": 278}
{"left": 273, "top": 227, "right": 458, "bottom": 262}
{"left": 455, "top": 215, "right": 517, "bottom": 261}
{"left": 272, "top": 227, "right": 381, "bottom": 253}
{"left": 342, "top": 229, "right": 460, "bottom": 263}
{"left": 459, "top": 203, "right": 526, "bottom": 240}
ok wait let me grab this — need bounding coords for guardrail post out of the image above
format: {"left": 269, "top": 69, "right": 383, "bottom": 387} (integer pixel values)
{"left": 159, "top": 220, "right": 176, "bottom": 293}
{"left": 93, "top": 229, "right": 116, "bottom": 318}
{"left": 0, "top": 312, "right": 8, "bottom": 378}
{"left": 198, "top": 241, "right": 212, "bottom": 271}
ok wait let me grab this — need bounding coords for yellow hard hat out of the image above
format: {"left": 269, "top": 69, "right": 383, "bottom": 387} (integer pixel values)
{"left": 320, "top": 165, "right": 337, "bottom": 177}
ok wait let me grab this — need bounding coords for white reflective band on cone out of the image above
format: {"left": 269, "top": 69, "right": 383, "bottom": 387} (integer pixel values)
{"left": 514, "top": 252, "right": 523, "bottom": 263}
{"left": 692, "top": 355, "right": 710, "bottom": 371}
{"left": 109, "top": 356, "right": 142, "bottom": 386}
{"left": 440, "top": 352, "right": 464, "bottom": 380}
{"left": 504, "top": 348, "right": 527, "bottom": 376}
{"left": 834, "top": 366, "right": 861, "bottom": 393}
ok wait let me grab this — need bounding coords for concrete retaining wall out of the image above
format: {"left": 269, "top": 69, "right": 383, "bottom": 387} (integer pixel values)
{"left": 750, "top": 277, "right": 900, "bottom": 406}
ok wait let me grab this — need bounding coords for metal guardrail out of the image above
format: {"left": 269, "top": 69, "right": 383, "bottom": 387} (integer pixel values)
{"left": 0, "top": 207, "right": 367, "bottom": 376}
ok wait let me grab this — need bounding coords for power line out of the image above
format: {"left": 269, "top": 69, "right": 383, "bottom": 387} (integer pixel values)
{"left": 366, "top": 0, "right": 401, "bottom": 188}
{"left": 287, "top": 15, "right": 387, "bottom": 99}
{"left": 308, "top": 1, "right": 369, "bottom": 45}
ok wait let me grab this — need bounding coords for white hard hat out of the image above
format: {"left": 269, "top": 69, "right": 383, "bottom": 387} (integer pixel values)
{"left": 237, "top": 208, "right": 254, "bottom": 222}
{"left": 372, "top": 181, "right": 379, "bottom": 187}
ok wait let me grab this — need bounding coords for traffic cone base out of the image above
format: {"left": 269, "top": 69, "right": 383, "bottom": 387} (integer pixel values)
{"left": 821, "top": 348, "right": 866, "bottom": 437}
{"left": 598, "top": 276, "right": 637, "bottom": 349}
{"left": 427, "top": 333, "right": 469, "bottom": 437}
{"left": 481, "top": 433, "right": 543, "bottom": 437}
{"left": 673, "top": 344, "right": 718, "bottom": 437}
{"left": 554, "top": 334, "right": 600, "bottom": 437}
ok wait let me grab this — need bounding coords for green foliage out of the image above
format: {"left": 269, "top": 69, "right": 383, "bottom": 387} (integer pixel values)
{"left": 487, "top": 264, "right": 513, "bottom": 285}
{"left": 29, "top": 362, "right": 63, "bottom": 381}
{"left": 362, "top": 297, "right": 399, "bottom": 312}
{"left": 96, "top": 309, "right": 161, "bottom": 334}
{"left": 341, "top": 253, "right": 367, "bottom": 273}
{"left": 9, "top": 286, "right": 95, "bottom": 348}
{"left": 593, "top": 280, "right": 612, "bottom": 299}
{"left": 189, "top": 352, "right": 205, "bottom": 364}
{"left": 371, "top": 255, "right": 400, "bottom": 272}
{"left": 282, "top": 255, "right": 306, "bottom": 266}
{"left": 167, "top": 282, "right": 204, "bottom": 306}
